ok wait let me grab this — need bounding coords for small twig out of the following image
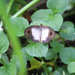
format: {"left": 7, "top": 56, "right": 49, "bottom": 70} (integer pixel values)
{"left": 40, "top": 58, "right": 49, "bottom": 75}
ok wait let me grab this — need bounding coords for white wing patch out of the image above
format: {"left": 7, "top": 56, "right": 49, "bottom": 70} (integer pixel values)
{"left": 32, "top": 28, "right": 40, "bottom": 40}
{"left": 41, "top": 28, "right": 49, "bottom": 41}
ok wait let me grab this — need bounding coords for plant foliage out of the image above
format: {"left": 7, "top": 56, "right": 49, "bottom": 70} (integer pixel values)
{"left": 0, "top": 0, "right": 75, "bottom": 75}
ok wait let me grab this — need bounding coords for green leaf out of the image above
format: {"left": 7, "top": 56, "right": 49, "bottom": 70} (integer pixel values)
{"left": 29, "top": 58, "right": 42, "bottom": 70}
{"left": 0, "top": 63, "right": 17, "bottom": 75}
{"left": 26, "top": 42, "right": 48, "bottom": 57}
{"left": 45, "top": 49, "right": 57, "bottom": 60}
{"left": 0, "top": 54, "right": 2, "bottom": 59}
{"left": 21, "top": 47, "right": 33, "bottom": 60}
{"left": 60, "top": 27, "right": 75, "bottom": 40}
{"left": 47, "top": 67, "right": 52, "bottom": 72}
{"left": 68, "top": 62, "right": 75, "bottom": 73}
{"left": 11, "top": 54, "right": 27, "bottom": 70}
{"left": 61, "top": 21, "right": 74, "bottom": 29}
{"left": 60, "top": 47, "right": 75, "bottom": 64}
{"left": 30, "top": 21, "right": 47, "bottom": 26}
{"left": 5, "top": 63, "right": 17, "bottom": 75}
{"left": 0, "top": 31, "right": 9, "bottom": 53}
{"left": 60, "top": 21, "right": 75, "bottom": 40}
{"left": 31, "top": 9, "right": 53, "bottom": 21}
{"left": 53, "top": 66, "right": 72, "bottom": 75}
{"left": 0, "top": 67, "right": 8, "bottom": 75}
{"left": 31, "top": 9, "right": 63, "bottom": 31}
{"left": 47, "top": 0, "right": 69, "bottom": 13}
{"left": 10, "top": 17, "right": 29, "bottom": 37}
{"left": 50, "top": 41, "right": 64, "bottom": 53}
{"left": 53, "top": 34, "right": 60, "bottom": 40}
{"left": 2, "top": 53, "right": 9, "bottom": 64}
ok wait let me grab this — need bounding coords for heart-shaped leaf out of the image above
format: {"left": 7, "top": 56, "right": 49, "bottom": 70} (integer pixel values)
{"left": 0, "top": 31, "right": 9, "bottom": 53}
{"left": 21, "top": 47, "right": 33, "bottom": 60}
{"left": 45, "top": 49, "right": 57, "bottom": 60}
{"left": 60, "top": 47, "right": 75, "bottom": 64}
{"left": 31, "top": 9, "right": 63, "bottom": 31}
{"left": 10, "top": 17, "right": 29, "bottom": 37}
{"left": 26, "top": 42, "right": 48, "bottom": 57}
{"left": 60, "top": 21, "right": 75, "bottom": 40}
{"left": 60, "top": 21, "right": 74, "bottom": 29}
{"left": 50, "top": 41, "right": 64, "bottom": 53}
{"left": 60, "top": 27, "right": 75, "bottom": 40}
{"left": 47, "top": 0, "right": 69, "bottom": 13}
{"left": 68, "top": 62, "right": 75, "bottom": 73}
{"left": 0, "top": 67, "right": 8, "bottom": 75}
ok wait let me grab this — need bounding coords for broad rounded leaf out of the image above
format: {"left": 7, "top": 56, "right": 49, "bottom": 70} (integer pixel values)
{"left": 45, "top": 49, "right": 57, "bottom": 60}
{"left": 30, "top": 21, "right": 47, "bottom": 26}
{"left": 50, "top": 41, "right": 64, "bottom": 53}
{"left": 21, "top": 47, "right": 33, "bottom": 60}
{"left": 53, "top": 66, "right": 70, "bottom": 75}
{"left": 0, "top": 67, "right": 8, "bottom": 75}
{"left": 10, "top": 55, "right": 27, "bottom": 71}
{"left": 5, "top": 63, "right": 17, "bottom": 75}
{"left": 10, "top": 17, "right": 29, "bottom": 37}
{"left": 0, "top": 31, "right": 9, "bottom": 53}
{"left": 60, "top": 21, "right": 75, "bottom": 40}
{"left": 60, "top": 47, "right": 75, "bottom": 64}
{"left": 2, "top": 53, "right": 9, "bottom": 64}
{"left": 47, "top": 67, "right": 52, "bottom": 72}
{"left": 61, "top": 21, "right": 74, "bottom": 29}
{"left": 31, "top": 9, "right": 63, "bottom": 31}
{"left": 68, "top": 62, "right": 75, "bottom": 73}
{"left": 47, "top": 0, "right": 69, "bottom": 13}
{"left": 60, "top": 27, "right": 75, "bottom": 40}
{"left": 31, "top": 9, "right": 53, "bottom": 21}
{"left": 26, "top": 43, "right": 48, "bottom": 57}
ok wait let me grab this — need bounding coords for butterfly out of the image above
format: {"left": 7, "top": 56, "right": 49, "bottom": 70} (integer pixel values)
{"left": 24, "top": 24, "right": 55, "bottom": 43}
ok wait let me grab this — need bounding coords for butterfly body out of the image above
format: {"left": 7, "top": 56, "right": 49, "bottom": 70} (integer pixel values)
{"left": 24, "top": 24, "right": 55, "bottom": 43}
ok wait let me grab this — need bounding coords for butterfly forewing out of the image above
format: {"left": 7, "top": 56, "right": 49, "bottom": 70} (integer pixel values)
{"left": 24, "top": 25, "right": 41, "bottom": 42}
{"left": 31, "top": 27, "right": 41, "bottom": 41}
{"left": 41, "top": 26, "right": 55, "bottom": 43}
{"left": 41, "top": 27, "right": 49, "bottom": 43}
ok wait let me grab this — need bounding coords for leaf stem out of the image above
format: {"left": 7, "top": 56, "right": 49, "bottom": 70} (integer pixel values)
{"left": 12, "top": 0, "right": 40, "bottom": 18}
{"left": 62, "top": 38, "right": 65, "bottom": 45}
{"left": 0, "top": 0, "right": 26, "bottom": 75}
{"left": 40, "top": 58, "right": 49, "bottom": 75}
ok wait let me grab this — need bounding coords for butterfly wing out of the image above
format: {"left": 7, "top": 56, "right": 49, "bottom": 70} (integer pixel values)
{"left": 24, "top": 25, "right": 41, "bottom": 42}
{"left": 24, "top": 25, "right": 55, "bottom": 43}
{"left": 41, "top": 26, "right": 55, "bottom": 43}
